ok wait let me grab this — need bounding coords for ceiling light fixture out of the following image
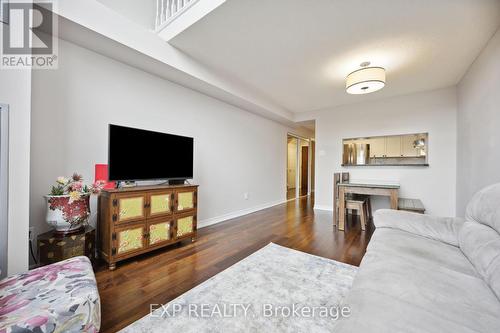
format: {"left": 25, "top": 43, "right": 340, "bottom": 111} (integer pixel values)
{"left": 346, "top": 62, "right": 386, "bottom": 95}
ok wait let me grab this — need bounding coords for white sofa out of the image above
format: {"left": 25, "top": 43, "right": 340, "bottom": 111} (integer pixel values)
{"left": 336, "top": 183, "right": 500, "bottom": 332}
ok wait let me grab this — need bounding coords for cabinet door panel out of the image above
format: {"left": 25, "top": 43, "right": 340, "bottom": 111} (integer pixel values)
{"left": 176, "top": 190, "right": 196, "bottom": 212}
{"left": 368, "top": 138, "right": 385, "bottom": 158}
{"left": 115, "top": 225, "right": 146, "bottom": 256}
{"left": 117, "top": 196, "right": 145, "bottom": 223}
{"left": 385, "top": 136, "right": 402, "bottom": 157}
{"left": 401, "top": 135, "right": 419, "bottom": 157}
{"left": 149, "top": 192, "right": 173, "bottom": 217}
{"left": 148, "top": 220, "right": 173, "bottom": 246}
{"left": 176, "top": 215, "right": 194, "bottom": 238}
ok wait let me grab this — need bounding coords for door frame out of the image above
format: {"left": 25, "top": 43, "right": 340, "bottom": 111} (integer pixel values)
{"left": 0, "top": 104, "right": 9, "bottom": 278}
{"left": 286, "top": 134, "right": 297, "bottom": 193}
{"left": 286, "top": 133, "right": 312, "bottom": 199}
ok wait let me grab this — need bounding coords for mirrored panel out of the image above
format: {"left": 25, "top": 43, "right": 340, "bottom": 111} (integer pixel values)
{"left": 342, "top": 133, "right": 428, "bottom": 166}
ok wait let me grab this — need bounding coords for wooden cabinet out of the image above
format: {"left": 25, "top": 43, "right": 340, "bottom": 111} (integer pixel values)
{"left": 98, "top": 184, "right": 198, "bottom": 270}
{"left": 37, "top": 226, "right": 96, "bottom": 267}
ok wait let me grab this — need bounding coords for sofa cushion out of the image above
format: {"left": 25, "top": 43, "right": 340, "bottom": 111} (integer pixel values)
{"left": 374, "top": 209, "right": 464, "bottom": 246}
{"left": 0, "top": 256, "right": 100, "bottom": 333}
{"left": 466, "top": 183, "right": 500, "bottom": 233}
{"left": 459, "top": 220, "right": 500, "bottom": 300}
{"left": 367, "top": 228, "right": 479, "bottom": 277}
{"left": 336, "top": 228, "right": 500, "bottom": 333}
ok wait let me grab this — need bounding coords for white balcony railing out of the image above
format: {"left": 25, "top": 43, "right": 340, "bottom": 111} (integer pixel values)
{"left": 155, "top": 0, "right": 200, "bottom": 31}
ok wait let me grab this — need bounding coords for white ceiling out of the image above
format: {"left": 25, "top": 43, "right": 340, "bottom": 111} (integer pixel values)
{"left": 97, "top": 0, "right": 157, "bottom": 29}
{"left": 170, "top": 0, "right": 500, "bottom": 113}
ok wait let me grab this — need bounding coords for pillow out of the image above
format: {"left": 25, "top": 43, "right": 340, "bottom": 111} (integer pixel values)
{"left": 459, "top": 221, "right": 500, "bottom": 300}
{"left": 465, "top": 183, "right": 500, "bottom": 234}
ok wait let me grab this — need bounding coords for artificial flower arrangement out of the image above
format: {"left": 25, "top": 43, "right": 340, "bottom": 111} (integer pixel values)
{"left": 46, "top": 173, "right": 105, "bottom": 233}
{"left": 50, "top": 173, "right": 104, "bottom": 201}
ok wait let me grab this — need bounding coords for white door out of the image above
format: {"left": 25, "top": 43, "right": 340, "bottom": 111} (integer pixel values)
{"left": 0, "top": 104, "right": 8, "bottom": 278}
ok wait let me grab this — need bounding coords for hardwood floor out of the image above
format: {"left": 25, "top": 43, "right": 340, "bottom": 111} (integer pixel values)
{"left": 95, "top": 195, "right": 374, "bottom": 332}
{"left": 286, "top": 187, "right": 308, "bottom": 200}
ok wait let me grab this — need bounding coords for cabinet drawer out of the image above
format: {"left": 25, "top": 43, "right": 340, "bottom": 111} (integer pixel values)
{"left": 175, "top": 212, "right": 197, "bottom": 238}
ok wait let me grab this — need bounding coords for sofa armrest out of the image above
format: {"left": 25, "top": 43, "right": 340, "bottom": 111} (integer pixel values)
{"left": 374, "top": 209, "right": 465, "bottom": 246}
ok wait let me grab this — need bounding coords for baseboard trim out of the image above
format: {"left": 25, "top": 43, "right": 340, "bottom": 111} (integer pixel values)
{"left": 198, "top": 199, "right": 287, "bottom": 228}
{"left": 314, "top": 205, "right": 333, "bottom": 212}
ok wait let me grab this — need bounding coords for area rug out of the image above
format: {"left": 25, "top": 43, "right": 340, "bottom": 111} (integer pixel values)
{"left": 121, "top": 243, "right": 358, "bottom": 332}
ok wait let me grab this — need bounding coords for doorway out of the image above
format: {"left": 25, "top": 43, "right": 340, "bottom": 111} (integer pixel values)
{"left": 0, "top": 104, "right": 8, "bottom": 278}
{"left": 287, "top": 135, "right": 298, "bottom": 199}
{"left": 287, "top": 134, "right": 312, "bottom": 200}
{"left": 301, "top": 145, "right": 308, "bottom": 190}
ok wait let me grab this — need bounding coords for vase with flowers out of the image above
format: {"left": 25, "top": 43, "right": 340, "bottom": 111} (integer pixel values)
{"left": 45, "top": 173, "right": 105, "bottom": 234}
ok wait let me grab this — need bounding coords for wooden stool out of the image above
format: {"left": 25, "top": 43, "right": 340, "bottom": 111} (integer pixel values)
{"left": 345, "top": 197, "right": 371, "bottom": 230}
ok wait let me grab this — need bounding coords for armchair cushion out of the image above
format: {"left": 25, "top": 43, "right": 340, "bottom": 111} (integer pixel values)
{"left": 0, "top": 256, "right": 100, "bottom": 333}
{"left": 374, "top": 209, "right": 464, "bottom": 246}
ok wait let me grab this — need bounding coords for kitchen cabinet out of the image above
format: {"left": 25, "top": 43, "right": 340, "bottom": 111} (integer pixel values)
{"left": 368, "top": 137, "right": 386, "bottom": 157}
{"left": 367, "top": 137, "right": 400, "bottom": 157}
{"left": 342, "top": 133, "right": 428, "bottom": 166}
{"left": 385, "top": 136, "right": 402, "bottom": 157}
{"left": 401, "top": 135, "right": 420, "bottom": 157}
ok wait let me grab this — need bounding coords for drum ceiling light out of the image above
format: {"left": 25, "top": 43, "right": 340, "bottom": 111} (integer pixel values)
{"left": 346, "top": 62, "right": 386, "bottom": 95}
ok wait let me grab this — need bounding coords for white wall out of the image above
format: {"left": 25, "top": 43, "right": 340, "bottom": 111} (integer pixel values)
{"left": 309, "top": 88, "right": 457, "bottom": 216}
{"left": 0, "top": 69, "right": 31, "bottom": 274}
{"left": 30, "top": 38, "right": 307, "bottom": 240}
{"left": 457, "top": 28, "right": 500, "bottom": 216}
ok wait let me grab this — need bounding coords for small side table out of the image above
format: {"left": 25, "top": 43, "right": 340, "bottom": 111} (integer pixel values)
{"left": 37, "top": 226, "right": 96, "bottom": 266}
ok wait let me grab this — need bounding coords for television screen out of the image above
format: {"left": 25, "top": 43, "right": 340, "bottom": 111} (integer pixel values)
{"left": 108, "top": 124, "right": 194, "bottom": 181}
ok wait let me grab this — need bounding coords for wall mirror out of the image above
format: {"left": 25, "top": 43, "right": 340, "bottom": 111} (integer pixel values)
{"left": 342, "top": 133, "right": 428, "bottom": 166}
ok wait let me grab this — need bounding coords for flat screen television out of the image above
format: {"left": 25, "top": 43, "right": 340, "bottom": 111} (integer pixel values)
{"left": 108, "top": 124, "right": 193, "bottom": 182}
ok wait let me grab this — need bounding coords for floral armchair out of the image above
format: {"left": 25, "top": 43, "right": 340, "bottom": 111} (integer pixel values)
{"left": 0, "top": 256, "right": 100, "bottom": 333}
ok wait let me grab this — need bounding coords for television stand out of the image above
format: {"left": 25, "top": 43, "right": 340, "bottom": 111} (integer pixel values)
{"left": 98, "top": 183, "right": 198, "bottom": 270}
{"left": 168, "top": 179, "right": 186, "bottom": 185}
